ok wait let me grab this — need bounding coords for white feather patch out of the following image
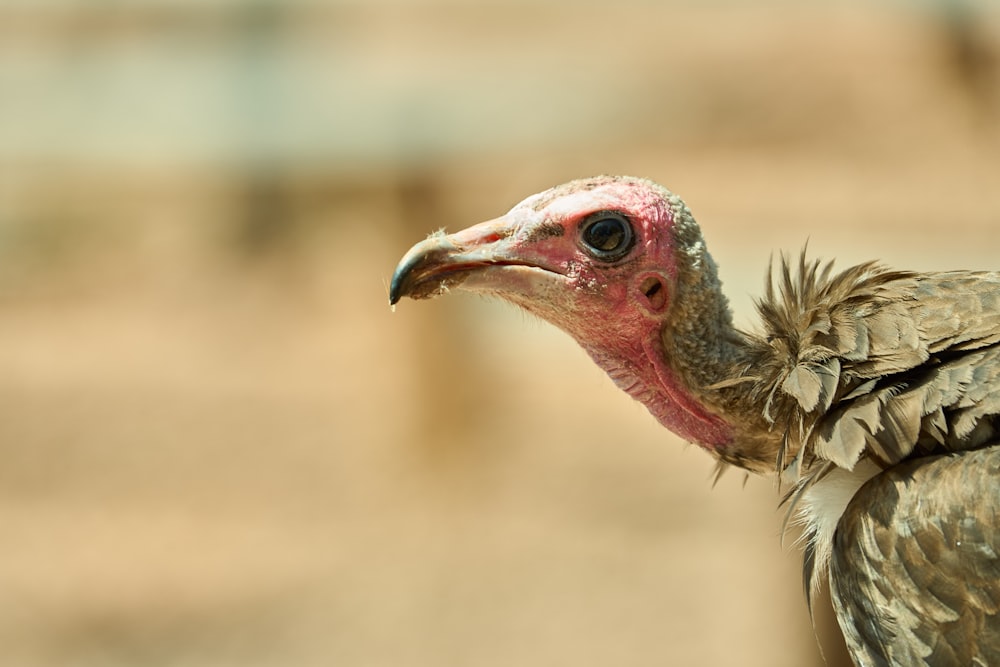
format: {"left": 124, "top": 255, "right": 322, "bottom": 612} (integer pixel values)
{"left": 796, "top": 459, "right": 882, "bottom": 597}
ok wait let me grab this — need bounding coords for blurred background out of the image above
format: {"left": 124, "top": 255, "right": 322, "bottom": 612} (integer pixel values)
{"left": 1, "top": 1, "right": 999, "bottom": 665}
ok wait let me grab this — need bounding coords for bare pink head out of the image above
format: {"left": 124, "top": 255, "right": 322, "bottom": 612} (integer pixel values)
{"left": 391, "top": 176, "right": 735, "bottom": 449}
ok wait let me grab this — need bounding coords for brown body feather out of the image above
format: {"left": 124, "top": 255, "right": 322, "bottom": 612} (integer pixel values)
{"left": 743, "top": 260, "right": 1000, "bottom": 472}
{"left": 715, "top": 255, "right": 1000, "bottom": 664}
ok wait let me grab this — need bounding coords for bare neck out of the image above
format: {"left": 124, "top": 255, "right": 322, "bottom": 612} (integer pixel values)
{"left": 587, "top": 338, "right": 736, "bottom": 449}
{"left": 583, "top": 248, "right": 762, "bottom": 458}
{"left": 582, "top": 295, "right": 744, "bottom": 451}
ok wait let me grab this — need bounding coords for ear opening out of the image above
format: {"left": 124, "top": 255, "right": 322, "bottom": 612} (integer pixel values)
{"left": 642, "top": 278, "right": 662, "bottom": 298}
{"left": 638, "top": 274, "right": 669, "bottom": 313}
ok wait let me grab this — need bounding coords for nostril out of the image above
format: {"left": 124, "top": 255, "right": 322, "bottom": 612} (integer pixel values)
{"left": 639, "top": 275, "right": 668, "bottom": 312}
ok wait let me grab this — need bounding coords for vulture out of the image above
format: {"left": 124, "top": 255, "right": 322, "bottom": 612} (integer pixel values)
{"left": 389, "top": 175, "right": 1000, "bottom": 667}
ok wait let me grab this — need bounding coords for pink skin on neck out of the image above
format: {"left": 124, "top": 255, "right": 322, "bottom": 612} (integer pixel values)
{"left": 568, "top": 304, "right": 734, "bottom": 451}
{"left": 506, "top": 184, "right": 735, "bottom": 450}
{"left": 640, "top": 337, "right": 733, "bottom": 449}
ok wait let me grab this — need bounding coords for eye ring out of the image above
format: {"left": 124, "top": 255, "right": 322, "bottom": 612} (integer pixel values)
{"left": 578, "top": 212, "right": 634, "bottom": 262}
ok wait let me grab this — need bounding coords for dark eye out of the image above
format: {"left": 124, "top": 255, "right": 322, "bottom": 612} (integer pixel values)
{"left": 579, "top": 212, "right": 634, "bottom": 261}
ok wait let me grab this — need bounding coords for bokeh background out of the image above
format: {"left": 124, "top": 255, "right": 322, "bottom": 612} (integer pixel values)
{"left": 2, "top": 1, "right": 999, "bottom": 665}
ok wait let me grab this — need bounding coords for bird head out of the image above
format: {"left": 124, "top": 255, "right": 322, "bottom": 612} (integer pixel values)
{"left": 391, "top": 176, "right": 691, "bottom": 341}
{"left": 390, "top": 175, "right": 735, "bottom": 449}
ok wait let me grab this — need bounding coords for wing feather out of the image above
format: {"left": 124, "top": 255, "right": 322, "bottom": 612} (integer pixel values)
{"left": 830, "top": 447, "right": 1000, "bottom": 665}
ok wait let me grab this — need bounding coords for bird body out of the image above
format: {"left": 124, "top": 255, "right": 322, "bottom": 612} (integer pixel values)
{"left": 390, "top": 175, "right": 1000, "bottom": 666}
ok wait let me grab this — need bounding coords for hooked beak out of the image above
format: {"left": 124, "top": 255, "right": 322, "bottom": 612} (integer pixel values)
{"left": 389, "top": 217, "right": 556, "bottom": 305}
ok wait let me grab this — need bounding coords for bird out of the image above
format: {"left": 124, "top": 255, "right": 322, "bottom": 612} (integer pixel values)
{"left": 389, "top": 175, "right": 1000, "bottom": 666}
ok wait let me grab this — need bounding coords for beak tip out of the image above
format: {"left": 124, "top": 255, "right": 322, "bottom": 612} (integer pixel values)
{"left": 389, "top": 235, "right": 454, "bottom": 306}
{"left": 388, "top": 261, "right": 412, "bottom": 305}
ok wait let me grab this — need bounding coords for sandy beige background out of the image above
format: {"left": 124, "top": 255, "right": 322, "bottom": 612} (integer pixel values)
{"left": 1, "top": 2, "right": 998, "bottom": 666}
